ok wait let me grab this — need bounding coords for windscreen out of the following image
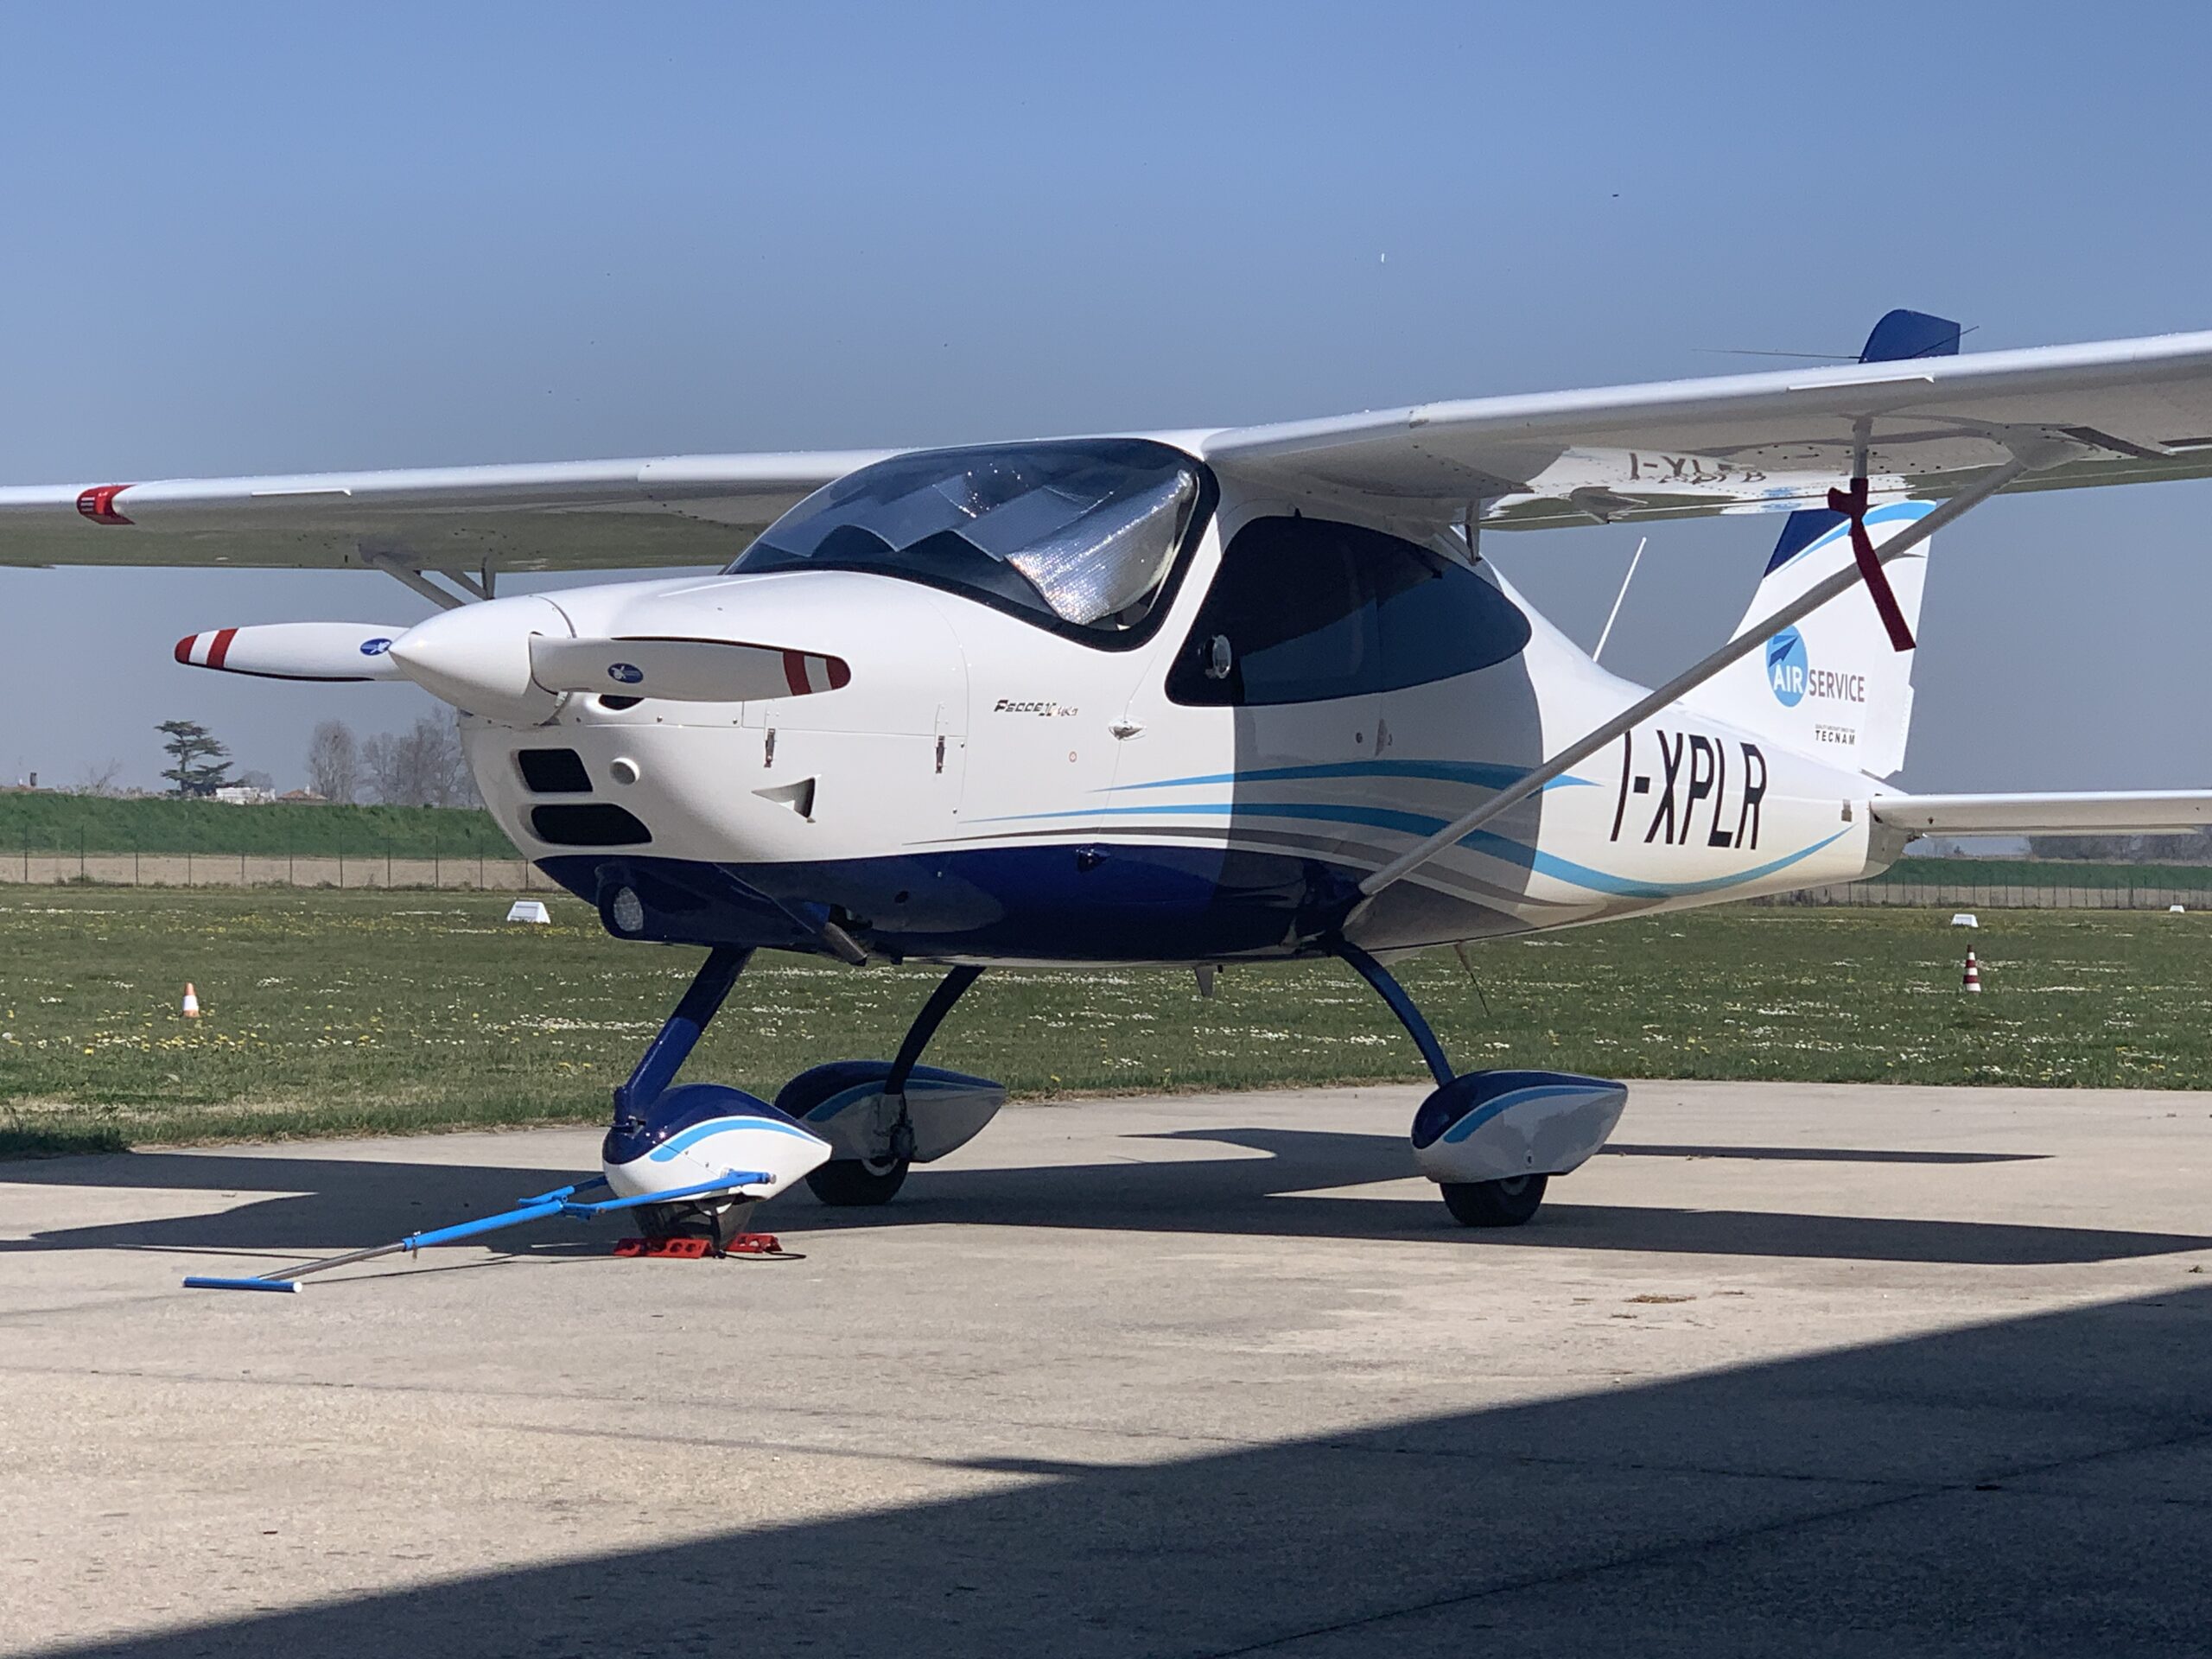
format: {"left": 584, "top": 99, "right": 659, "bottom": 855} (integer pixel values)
{"left": 729, "top": 439, "right": 1205, "bottom": 639}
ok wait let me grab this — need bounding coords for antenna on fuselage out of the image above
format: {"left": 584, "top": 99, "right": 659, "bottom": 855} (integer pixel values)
{"left": 1590, "top": 537, "right": 1646, "bottom": 664}
{"left": 1449, "top": 942, "right": 1492, "bottom": 1018}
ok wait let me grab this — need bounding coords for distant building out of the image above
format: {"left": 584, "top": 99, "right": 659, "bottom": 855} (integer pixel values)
{"left": 213, "top": 785, "right": 279, "bottom": 805}
{"left": 277, "top": 788, "right": 328, "bottom": 804}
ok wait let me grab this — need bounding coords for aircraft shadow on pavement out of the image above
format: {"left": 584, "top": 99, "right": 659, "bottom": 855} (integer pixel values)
{"left": 35, "top": 1280, "right": 2212, "bottom": 1658}
{"left": 0, "top": 1126, "right": 2197, "bottom": 1269}
{"left": 1602, "top": 1143, "right": 2044, "bottom": 1165}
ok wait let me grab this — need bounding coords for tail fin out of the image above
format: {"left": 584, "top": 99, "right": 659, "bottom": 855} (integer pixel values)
{"left": 1688, "top": 309, "right": 1960, "bottom": 779}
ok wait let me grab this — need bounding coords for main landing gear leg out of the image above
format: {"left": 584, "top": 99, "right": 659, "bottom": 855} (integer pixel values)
{"left": 1338, "top": 944, "right": 1550, "bottom": 1228}
{"left": 802, "top": 965, "right": 988, "bottom": 1207}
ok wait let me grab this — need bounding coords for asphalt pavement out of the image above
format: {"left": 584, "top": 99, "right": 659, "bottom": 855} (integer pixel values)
{"left": 3, "top": 1080, "right": 2209, "bottom": 1656}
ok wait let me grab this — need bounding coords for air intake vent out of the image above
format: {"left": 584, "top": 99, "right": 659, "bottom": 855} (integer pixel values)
{"left": 517, "top": 748, "right": 591, "bottom": 794}
{"left": 530, "top": 804, "right": 652, "bottom": 847}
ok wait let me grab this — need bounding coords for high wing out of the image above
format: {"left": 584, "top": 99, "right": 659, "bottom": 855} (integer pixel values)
{"left": 0, "top": 451, "right": 890, "bottom": 572}
{"left": 1870, "top": 791, "right": 2212, "bottom": 838}
{"left": 1202, "top": 329, "right": 2212, "bottom": 527}
{"left": 14, "top": 325, "right": 2212, "bottom": 572}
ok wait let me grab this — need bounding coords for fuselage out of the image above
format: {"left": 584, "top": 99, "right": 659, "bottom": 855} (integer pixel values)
{"left": 451, "top": 441, "right": 1897, "bottom": 964}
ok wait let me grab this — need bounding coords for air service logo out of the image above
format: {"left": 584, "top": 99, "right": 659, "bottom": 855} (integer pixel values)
{"left": 1766, "top": 626, "right": 1808, "bottom": 708}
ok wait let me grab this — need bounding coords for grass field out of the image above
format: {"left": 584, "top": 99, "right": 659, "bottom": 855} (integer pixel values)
{"left": 5, "top": 888, "right": 2209, "bottom": 1157}
{"left": 0, "top": 792, "right": 516, "bottom": 858}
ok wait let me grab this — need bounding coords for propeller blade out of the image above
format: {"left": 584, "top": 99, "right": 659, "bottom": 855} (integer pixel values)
{"left": 174, "top": 623, "right": 408, "bottom": 682}
{"left": 528, "top": 635, "right": 850, "bottom": 702}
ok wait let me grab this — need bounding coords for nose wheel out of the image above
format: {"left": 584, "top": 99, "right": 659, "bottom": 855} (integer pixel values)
{"left": 636, "top": 1192, "right": 754, "bottom": 1247}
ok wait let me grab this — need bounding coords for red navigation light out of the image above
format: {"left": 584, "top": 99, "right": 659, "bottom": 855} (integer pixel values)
{"left": 76, "top": 485, "right": 134, "bottom": 526}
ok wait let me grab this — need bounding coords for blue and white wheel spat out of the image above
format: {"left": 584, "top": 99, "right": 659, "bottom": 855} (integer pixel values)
{"left": 601, "top": 1082, "right": 833, "bottom": 1199}
{"left": 1410, "top": 1069, "right": 1629, "bottom": 1185}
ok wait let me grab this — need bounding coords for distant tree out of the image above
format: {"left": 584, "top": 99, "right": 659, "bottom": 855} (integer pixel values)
{"left": 307, "top": 719, "right": 359, "bottom": 803}
{"left": 361, "top": 729, "right": 403, "bottom": 804}
{"left": 73, "top": 759, "right": 125, "bottom": 797}
{"left": 419, "top": 714, "right": 479, "bottom": 808}
{"left": 2025, "top": 831, "right": 2212, "bottom": 863}
{"left": 362, "top": 714, "right": 479, "bottom": 807}
{"left": 156, "top": 719, "right": 234, "bottom": 798}
{"left": 2137, "top": 829, "right": 2212, "bottom": 863}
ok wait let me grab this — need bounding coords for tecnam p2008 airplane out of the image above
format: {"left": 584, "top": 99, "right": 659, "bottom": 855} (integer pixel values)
{"left": 9, "top": 308, "right": 2211, "bottom": 1243}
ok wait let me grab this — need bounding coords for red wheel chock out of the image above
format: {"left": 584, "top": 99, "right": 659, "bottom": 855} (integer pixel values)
{"left": 613, "top": 1232, "right": 793, "bottom": 1260}
{"left": 616, "top": 1236, "right": 713, "bottom": 1258}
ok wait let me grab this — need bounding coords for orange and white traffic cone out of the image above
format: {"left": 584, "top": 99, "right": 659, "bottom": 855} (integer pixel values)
{"left": 181, "top": 982, "right": 200, "bottom": 1019}
{"left": 1961, "top": 952, "right": 1981, "bottom": 994}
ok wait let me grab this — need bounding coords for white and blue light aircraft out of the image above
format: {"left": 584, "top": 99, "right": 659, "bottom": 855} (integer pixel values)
{"left": 9, "top": 308, "right": 2212, "bottom": 1244}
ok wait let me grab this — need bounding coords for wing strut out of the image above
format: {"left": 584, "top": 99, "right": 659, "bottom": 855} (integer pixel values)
{"left": 1351, "top": 453, "right": 2035, "bottom": 911}
{"left": 363, "top": 552, "right": 473, "bottom": 611}
{"left": 1591, "top": 536, "right": 1645, "bottom": 664}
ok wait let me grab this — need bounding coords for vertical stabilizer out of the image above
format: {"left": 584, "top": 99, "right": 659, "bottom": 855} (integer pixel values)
{"left": 1690, "top": 503, "right": 1930, "bottom": 777}
{"left": 1686, "top": 309, "right": 1960, "bottom": 779}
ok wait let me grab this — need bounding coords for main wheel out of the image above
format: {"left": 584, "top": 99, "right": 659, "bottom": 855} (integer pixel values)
{"left": 1440, "top": 1173, "right": 1548, "bottom": 1228}
{"left": 805, "top": 1154, "right": 912, "bottom": 1207}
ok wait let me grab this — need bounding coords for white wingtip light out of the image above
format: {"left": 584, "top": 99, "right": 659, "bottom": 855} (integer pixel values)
{"left": 172, "top": 623, "right": 407, "bottom": 682}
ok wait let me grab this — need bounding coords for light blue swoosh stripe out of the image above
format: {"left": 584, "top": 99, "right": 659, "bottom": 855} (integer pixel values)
{"left": 1105, "top": 760, "right": 1596, "bottom": 793}
{"left": 807, "top": 1077, "right": 967, "bottom": 1122}
{"left": 967, "top": 798, "right": 1853, "bottom": 899}
{"left": 648, "top": 1116, "right": 826, "bottom": 1162}
{"left": 1442, "top": 1083, "right": 1603, "bottom": 1143}
{"left": 1497, "top": 828, "right": 1853, "bottom": 899}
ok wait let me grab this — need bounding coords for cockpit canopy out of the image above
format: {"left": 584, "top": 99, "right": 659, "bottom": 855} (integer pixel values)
{"left": 729, "top": 438, "right": 1209, "bottom": 643}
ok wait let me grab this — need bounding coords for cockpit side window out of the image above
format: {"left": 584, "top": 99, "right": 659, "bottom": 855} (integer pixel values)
{"left": 1167, "top": 516, "right": 1532, "bottom": 706}
{"left": 729, "top": 439, "right": 1215, "bottom": 650}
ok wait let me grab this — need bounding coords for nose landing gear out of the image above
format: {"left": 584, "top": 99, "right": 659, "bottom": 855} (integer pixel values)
{"left": 599, "top": 946, "right": 835, "bottom": 1237}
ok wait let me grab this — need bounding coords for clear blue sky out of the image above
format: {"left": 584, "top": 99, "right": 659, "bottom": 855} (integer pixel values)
{"left": 3, "top": 1, "right": 2208, "bottom": 795}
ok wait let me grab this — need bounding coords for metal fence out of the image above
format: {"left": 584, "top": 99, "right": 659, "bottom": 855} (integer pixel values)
{"left": 1759, "top": 880, "right": 2211, "bottom": 911}
{"left": 0, "top": 845, "right": 547, "bottom": 890}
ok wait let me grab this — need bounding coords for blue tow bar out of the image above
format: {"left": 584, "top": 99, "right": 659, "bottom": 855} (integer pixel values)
{"left": 181, "top": 1173, "right": 771, "bottom": 1293}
